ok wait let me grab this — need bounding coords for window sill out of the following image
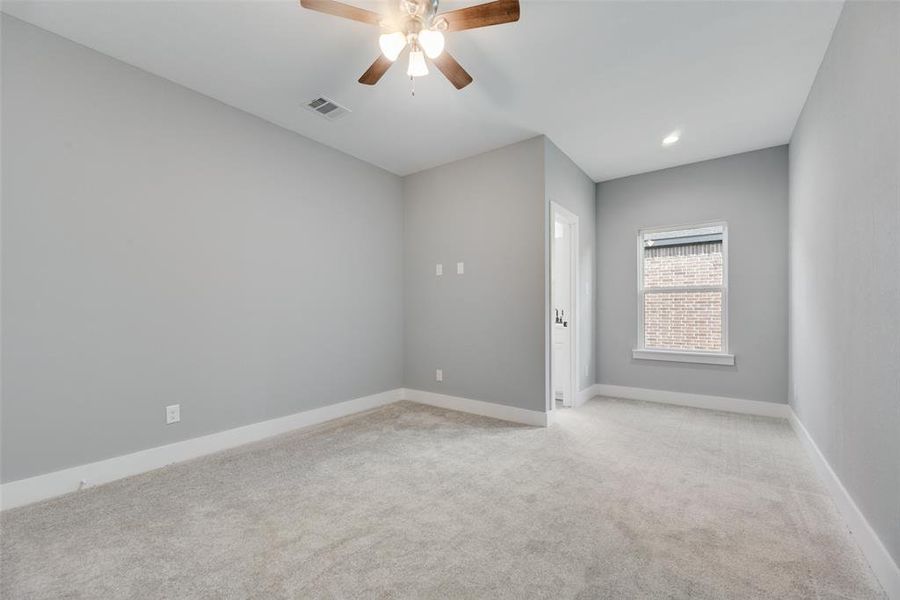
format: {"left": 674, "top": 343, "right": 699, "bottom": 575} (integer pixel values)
{"left": 632, "top": 349, "right": 735, "bottom": 366}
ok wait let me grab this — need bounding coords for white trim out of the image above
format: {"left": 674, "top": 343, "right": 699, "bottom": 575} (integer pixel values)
{"left": 789, "top": 410, "right": 900, "bottom": 600}
{"left": 578, "top": 385, "right": 897, "bottom": 598}
{"left": 636, "top": 221, "right": 730, "bottom": 356}
{"left": 639, "top": 285, "right": 724, "bottom": 295}
{"left": 591, "top": 384, "right": 790, "bottom": 418}
{"left": 401, "top": 388, "right": 551, "bottom": 427}
{"left": 550, "top": 201, "right": 580, "bottom": 411}
{"left": 632, "top": 348, "right": 735, "bottom": 366}
{"left": 574, "top": 385, "right": 595, "bottom": 408}
{"left": 0, "top": 389, "right": 402, "bottom": 511}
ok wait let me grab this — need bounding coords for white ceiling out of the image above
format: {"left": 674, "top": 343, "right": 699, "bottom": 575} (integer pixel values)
{"left": 2, "top": 0, "right": 843, "bottom": 181}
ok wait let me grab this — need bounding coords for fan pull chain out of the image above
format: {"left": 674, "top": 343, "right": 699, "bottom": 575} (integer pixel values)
{"left": 410, "top": 75, "right": 416, "bottom": 97}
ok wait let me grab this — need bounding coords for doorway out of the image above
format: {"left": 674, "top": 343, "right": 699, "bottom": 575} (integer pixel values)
{"left": 550, "top": 202, "right": 579, "bottom": 411}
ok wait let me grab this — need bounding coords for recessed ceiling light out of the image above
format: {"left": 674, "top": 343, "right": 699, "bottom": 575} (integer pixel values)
{"left": 662, "top": 131, "right": 681, "bottom": 146}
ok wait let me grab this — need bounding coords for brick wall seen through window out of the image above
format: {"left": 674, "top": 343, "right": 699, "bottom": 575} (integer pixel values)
{"left": 639, "top": 226, "right": 726, "bottom": 353}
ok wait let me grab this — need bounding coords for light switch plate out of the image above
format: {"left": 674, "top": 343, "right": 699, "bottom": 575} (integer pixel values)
{"left": 435, "top": 263, "right": 443, "bottom": 276}
{"left": 456, "top": 262, "right": 464, "bottom": 275}
{"left": 435, "top": 369, "right": 443, "bottom": 382}
{"left": 166, "top": 404, "right": 180, "bottom": 424}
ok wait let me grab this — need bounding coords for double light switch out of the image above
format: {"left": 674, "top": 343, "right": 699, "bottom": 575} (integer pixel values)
{"left": 435, "top": 262, "right": 464, "bottom": 276}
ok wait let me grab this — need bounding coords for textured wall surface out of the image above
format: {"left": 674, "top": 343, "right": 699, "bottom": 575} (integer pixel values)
{"left": 789, "top": 1, "right": 900, "bottom": 564}
{"left": 403, "top": 138, "right": 547, "bottom": 411}
{"left": 544, "top": 139, "right": 597, "bottom": 395}
{"left": 1, "top": 17, "right": 404, "bottom": 482}
{"left": 596, "top": 146, "right": 789, "bottom": 404}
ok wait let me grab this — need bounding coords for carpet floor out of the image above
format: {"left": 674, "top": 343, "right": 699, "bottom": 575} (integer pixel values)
{"left": 0, "top": 398, "right": 886, "bottom": 599}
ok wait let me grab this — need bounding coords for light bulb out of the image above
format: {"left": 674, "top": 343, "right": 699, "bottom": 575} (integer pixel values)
{"left": 379, "top": 32, "right": 406, "bottom": 62}
{"left": 407, "top": 48, "right": 428, "bottom": 77}
{"left": 418, "top": 29, "right": 444, "bottom": 59}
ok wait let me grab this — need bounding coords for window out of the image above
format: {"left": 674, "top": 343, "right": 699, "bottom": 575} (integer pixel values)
{"left": 633, "top": 223, "right": 734, "bottom": 365}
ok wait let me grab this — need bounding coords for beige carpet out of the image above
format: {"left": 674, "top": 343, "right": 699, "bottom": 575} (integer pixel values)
{"left": 0, "top": 398, "right": 886, "bottom": 599}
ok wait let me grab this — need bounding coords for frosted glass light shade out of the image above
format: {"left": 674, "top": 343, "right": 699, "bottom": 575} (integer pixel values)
{"left": 418, "top": 29, "right": 444, "bottom": 59}
{"left": 379, "top": 32, "right": 406, "bottom": 61}
{"left": 407, "top": 49, "right": 428, "bottom": 77}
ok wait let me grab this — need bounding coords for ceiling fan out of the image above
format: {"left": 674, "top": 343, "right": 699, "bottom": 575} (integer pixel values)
{"left": 299, "top": 0, "right": 520, "bottom": 90}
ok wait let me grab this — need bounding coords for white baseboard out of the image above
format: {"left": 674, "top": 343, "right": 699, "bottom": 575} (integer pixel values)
{"left": 575, "top": 385, "right": 595, "bottom": 408}
{"left": 5, "top": 382, "right": 894, "bottom": 599}
{"left": 584, "top": 383, "right": 897, "bottom": 598}
{"left": 589, "top": 384, "right": 791, "bottom": 418}
{"left": 789, "top": 410, "right": 900, "bottom": 600}
{"left": 0, "top": 389, "right": 402, "bottom": 511}
{"left": 401, "top": 388, "right": 550, "bottom": 427}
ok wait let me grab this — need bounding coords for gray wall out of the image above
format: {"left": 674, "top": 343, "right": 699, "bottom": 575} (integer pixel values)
{"left": 1, "top": 16, "right": 404, "bottom": 483}
{"left": 544, "top": 139, "right": 596, "bottom": 394}
{"left": 403, "top": 137, "right": 547, "bottom": 412}
{"left": 789, "top": 1, "right": 900, "bottom": 564}
{"left": 596, "top": 146, "right": 789, "bottom": 404}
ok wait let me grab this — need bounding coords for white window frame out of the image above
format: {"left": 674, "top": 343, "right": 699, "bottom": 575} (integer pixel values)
{"left": 633, "top": 221, "right": 734, "bottom": 366}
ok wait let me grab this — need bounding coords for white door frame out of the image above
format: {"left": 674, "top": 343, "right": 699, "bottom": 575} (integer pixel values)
{"left": 549, "top": 201, "right": 579, "bottom": 411}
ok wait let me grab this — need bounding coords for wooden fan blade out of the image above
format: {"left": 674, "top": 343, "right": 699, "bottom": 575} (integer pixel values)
{"left": 440, "top": 0, "right": 519, "bottom": 32}
{"left": 432, "top": 52, "right": 473, "bottom": 90}
{"left": 299, "top": 0, "right": 381, "bottom": 25}
{"left": 359, "top": 55, "right": 394, "bottom": 85}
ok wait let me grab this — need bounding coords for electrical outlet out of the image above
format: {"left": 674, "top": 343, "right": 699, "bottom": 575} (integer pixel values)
{"left": 584, "top": 364, "right": 589, "bottom": 377}
{"left": 435, "top": 369, "right": 443, "bottom": 382}
{"left": 435, "top": 263, "right": 443, "bottom": 276}
{"left": 456, "top": 262, "right": 464, "bottom": 275}
{"left": 166, "top": 404, "right": 180, "bottom": 424}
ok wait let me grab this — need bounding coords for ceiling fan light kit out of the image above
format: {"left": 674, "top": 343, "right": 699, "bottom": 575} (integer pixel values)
{"left": 418, "top": 29, "right": 445, "bottom": 59}
{"left": 299, "top": 0, "right": 520, "bottom": 90}
{"left": 407, "top": 47, "right": 429, "bottom": 77}
{"left": 379, "top": 31, "right": 407, "bottom": 61}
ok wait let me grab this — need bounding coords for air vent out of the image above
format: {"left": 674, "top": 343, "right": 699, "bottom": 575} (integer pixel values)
{"left": 304, "top": 96, "right": 351, "bottom": 120}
